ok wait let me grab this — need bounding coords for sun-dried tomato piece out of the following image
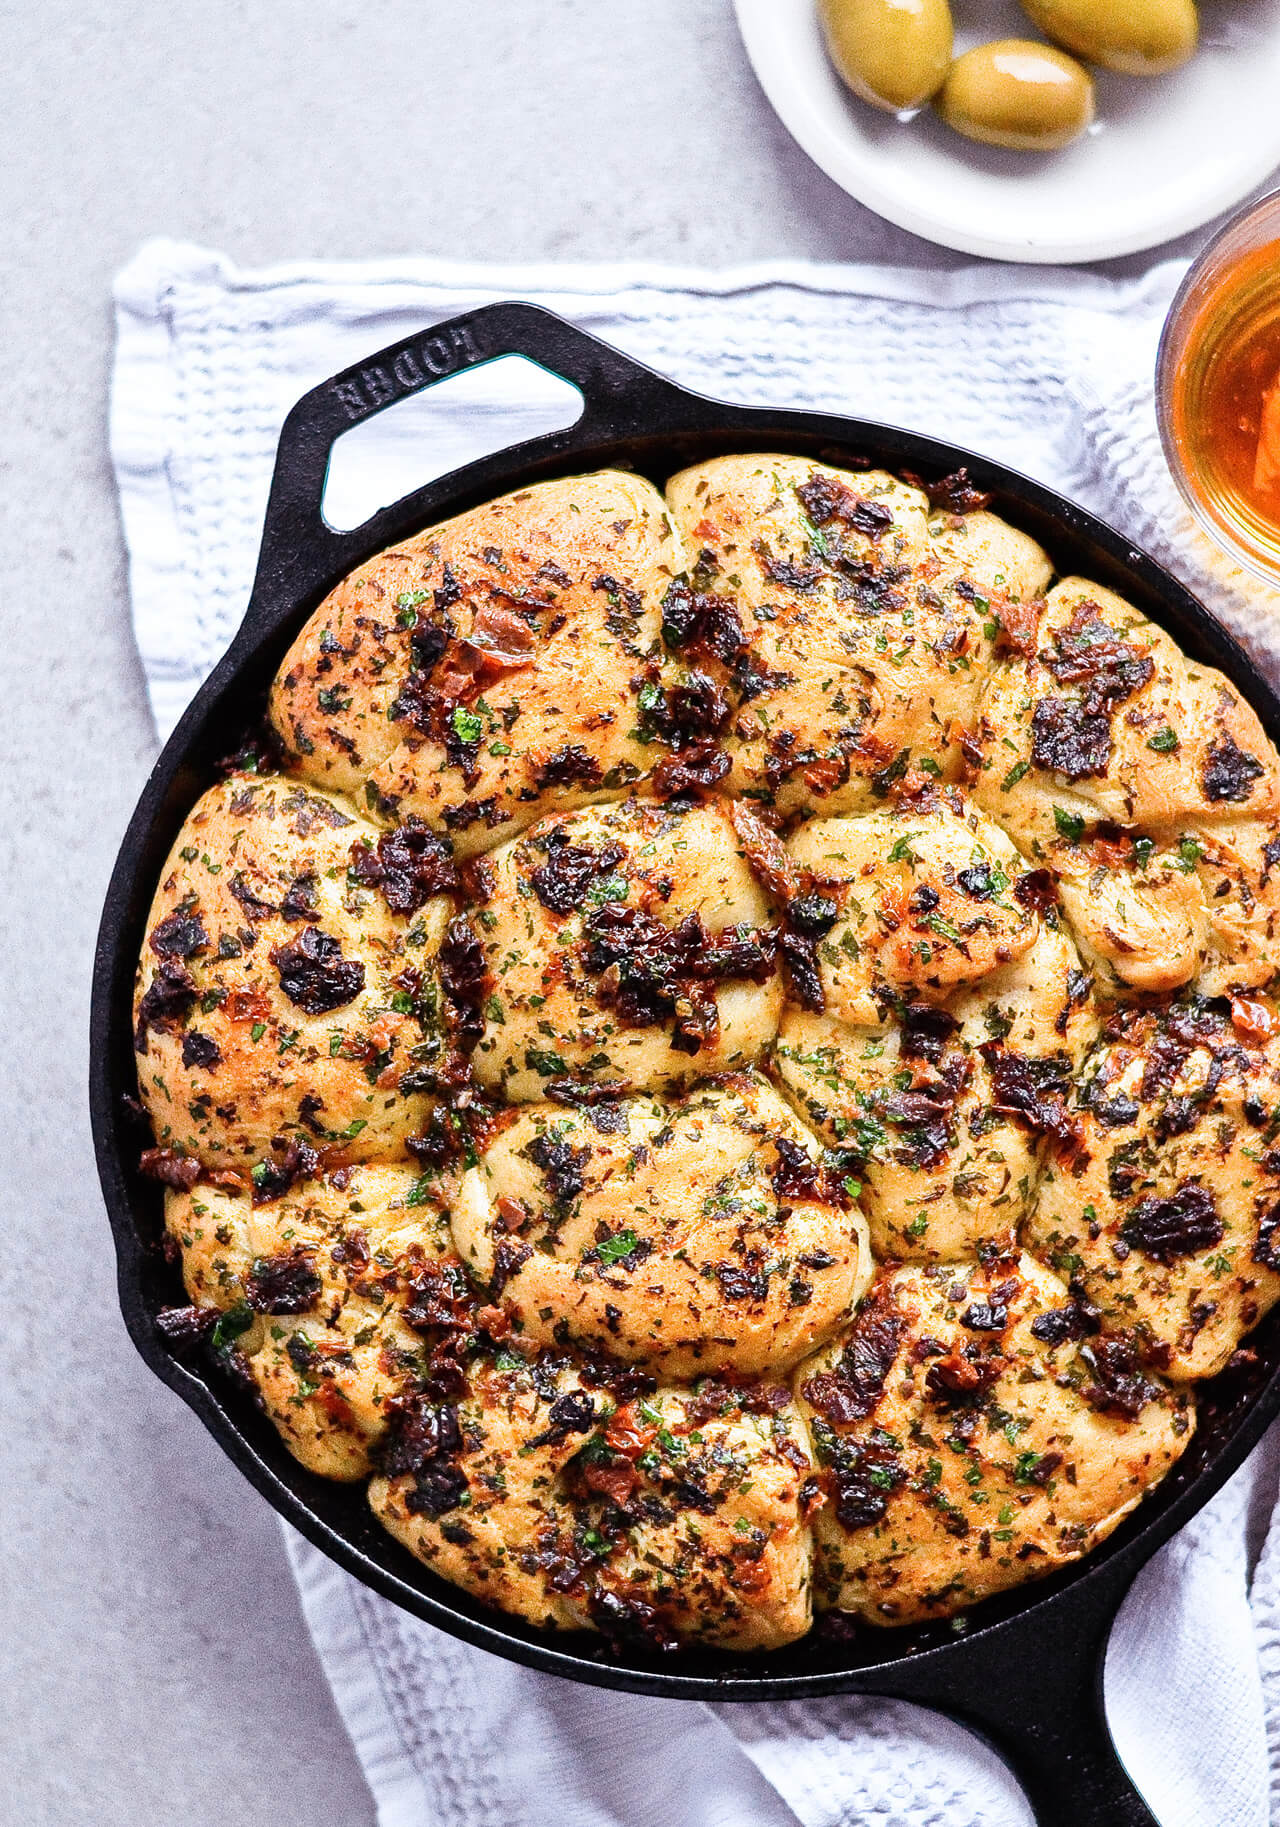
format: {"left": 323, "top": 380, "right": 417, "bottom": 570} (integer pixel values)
{"left": 727, "top": 801, "right": 798, "bottom": 904}
{"left": 377, "top": 1391, "right": 468, "bottom": 1516}
{"left": 229, "top": 872, "right": 277, "bottom": 922}
{"left": 349, "top": 819, "right": 459, "bottom": 913}
{"left": 1255, "top": 1196, "right": 1280, "bottom": 1272}
{"left": 150, "top": 908, "right": 209, "bottom": 959}
{"left": 828, "top": 1441, "right": 907, "bottom": 1530}
{"left": 924, "top": 1342, "right": 1003, "bottom": 1407}
{"left": 926, "top": 468, "right": 993, "bottom": 515}
{"left": 1121, "top": 1183, "right": 1223, "bottom": 1263}
{"left": 660, "top": 580, "right": 746, "bottom": 663}
{"left": 1203, "top": 734, "right": 1265, "bottom": 804}
{"left": 245, "top": 1245, "right": 322, "bottom": 1315}
{"left": 401, "top": 1253, "right": 473, "bottom": 1336}
{"left": 980, "top": 1044, "right": 1080, "bottom": 1156}
{"left": 900, "top": 1003, "right": 960, "bottom": 1064}
{"left": 155, "top": 1304, "right": 220, "bottom": 1350}
{"left": 1030, "top": 1297, "right": 1100, "bottom": 1346}
{"left": 469, "top": 599, "right": 536, "bottom": 667}
{"left": 527, "top": 1132, "right": 590, "bottom": 1209}
{"left": 770, "top": 1135, "right": 842, "bottom": 1206}
{"left": 251, "top": 1137, "right": 320, "bottom": 1204}
{"left": 529, "top": 1390, "right": 596, "bottom": 1448}
{"left": 879, "top": 1058, "right": 972, "bottom": 1169}
{"left": 802, "top": 1291, "right": 904, "bottom": 1426}
{"left": 577, "top": 1457, "right": 639, "bottom": 1507}
{"left": 278, "top": 872, "right": 319, "bottom": 922}
{"left": 135, "top": 959, "right": 197, "bottom": 1050}
{"left": 961, "top": 1302, "right": 1007, "bottom": 1332}
{"left": 1028, "top": 605, "right": 1156, "bottom": 779}
{"left": 581, "top": 902, "right": 772, "bottom": 1052}
{"left": 587, "top": 1586, "right": 675, "bottom": 1650}
{"left": 139, "top": 1147, "right": 201, "bottom": 1190}
{"left": 1031, "top": 699, "right": 1113, "bottom": 780}
{"left": 529, "top": 833, "right": 625, "bottom": 916}
{"left": 438, "top": 916, "right": 491, "bottom": 1051}
{"left": 759, "top": 550, "right": 824, "bottom": 591}
{"left": 181, "top": 1030, "right": 221, "bottom": 1070}
{"left": 779, "top": 930, "right": 824, "bottom": 1013}
{"left": 990, "top": 594, "right": 1040, "bottom": 658}
{"left": 533, "top": 744, "right": 605, "bottom": 791}
{"left": 270, "top": 924, "right": 365, "bottom": 1014}
{"left": 1078, "top": 1335, "right": 1159, "bottom": 1420}
{"left": 651, "top": 741, "right": 731, "bottom": 798}
{"left": 795, "top": 475, "right": 893, "bottom": 538}
{"left": 1041, "top": 605, "right": 1155, "bottom": 713}
{"left": 1013, "top": 869, "right": 1057, "bottom": 915}
{"left": 490, "top": 1238, "right": 533, "bottom": 1296}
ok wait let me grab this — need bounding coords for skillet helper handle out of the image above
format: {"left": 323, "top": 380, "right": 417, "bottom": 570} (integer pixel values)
{"left": 247, "top": 300, "right": 691, "bottom": 617}
{"left": 870, "top": 1555, "right": 1158, "bottom": 1827}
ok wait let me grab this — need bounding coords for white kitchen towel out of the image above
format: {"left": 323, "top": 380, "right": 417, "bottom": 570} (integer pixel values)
{"left": 112, "top": 238, "right": 1280, "bottom": 1827}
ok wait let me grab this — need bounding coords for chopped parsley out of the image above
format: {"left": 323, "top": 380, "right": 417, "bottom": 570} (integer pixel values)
{"left": 593, "top": 1229, "right": 641, "bottom": 1267}
{"left": 210, "top": 1303, "right": 253, "bottom": 1351}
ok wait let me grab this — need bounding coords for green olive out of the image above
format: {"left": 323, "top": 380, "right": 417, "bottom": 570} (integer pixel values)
{"left": 819, "top": 0, "right": 954, "bottom": 114}
{"left": 937, "top": 40, "right": 1095, "bottom": 151}
{"left": 1019, "top": 0, "right": 1198, "bottom": 74}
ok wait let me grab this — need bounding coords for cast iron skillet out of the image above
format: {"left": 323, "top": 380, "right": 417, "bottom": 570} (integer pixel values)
{"left": 91, "top": 302, "right": 1280, "bottom": 1827}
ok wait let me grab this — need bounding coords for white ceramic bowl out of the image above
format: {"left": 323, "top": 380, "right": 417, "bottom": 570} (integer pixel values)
{"left": 734, "top": 0, "right": 1280, "bottom": 263}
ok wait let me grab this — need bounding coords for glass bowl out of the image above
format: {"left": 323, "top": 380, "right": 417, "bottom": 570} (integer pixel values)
{"left": 1157, "top": 188, "right": 1280, "bottom": 589}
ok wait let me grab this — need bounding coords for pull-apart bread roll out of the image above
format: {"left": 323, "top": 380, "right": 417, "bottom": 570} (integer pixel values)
{"left": 796, "top": 1254, "right": 1191, "bottom": 1624}
{"left": 162, "top": 1161, "right": 460, "bottom": 1480}
{"left": 664, "top": 455, "right": 1049, "bottom": 816}
{"left": 1027, "top": 996, "right": 1280, "bottom": 1379}
{"left": 772, "top": 790, "right": 1094, "bottom": 1261}
{"left": 465, "top": 795, "right": 784, "bottom": 1099}
{"left": 138, "top": 457, "right": 1280, "bottom": 1650}
{"left": 370, "top": 1353, "right": 602, "bottom": 1633}
{"left": 450, "top": 1073, "right": 871, "bottom": 1376}
{"left": 270, "top": 474, "right": 682, "bottom": 856}
{"left": 134, "top": 771, "right": 451, "bottom": 1170}
{"left": 975, "top": 579, "right": 1280, "bottom": 996}
{"left": 371, "top": 1364, "right": 817, "bottom": 1651}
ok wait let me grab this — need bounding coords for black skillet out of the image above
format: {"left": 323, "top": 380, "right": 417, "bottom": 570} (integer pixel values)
{"left": 91, "top": 301, "right": 1280, "bottom": 1827}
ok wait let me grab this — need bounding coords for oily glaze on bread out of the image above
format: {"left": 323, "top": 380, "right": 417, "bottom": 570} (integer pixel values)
{"left": 137, "top": 455, "right": 1280, "bottom": 1650}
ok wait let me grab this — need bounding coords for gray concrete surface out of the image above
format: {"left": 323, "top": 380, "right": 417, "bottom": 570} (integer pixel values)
{"left": 0, "top": 2, "right": 1248, "bottom": 1823}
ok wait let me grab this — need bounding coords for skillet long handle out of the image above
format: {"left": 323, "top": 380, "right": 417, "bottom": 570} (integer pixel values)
{"left": 865, "top": 1553, "right": 1158, "bottom": 1827}
{"left": 240, "top": 300, "right": 701, "bottom": 639}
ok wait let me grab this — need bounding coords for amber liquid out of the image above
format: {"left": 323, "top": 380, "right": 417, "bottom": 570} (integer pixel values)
{"left": 1170, "top": 240, "right": 1280, "bottom": 571}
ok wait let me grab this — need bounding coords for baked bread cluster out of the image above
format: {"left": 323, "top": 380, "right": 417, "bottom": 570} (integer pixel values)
{"left": 135, "top": 454, "right": 1280, "bottom": 1651}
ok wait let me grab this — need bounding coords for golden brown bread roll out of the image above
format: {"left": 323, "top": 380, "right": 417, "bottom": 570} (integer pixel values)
{"left": 772, "top": 791, "right": 1095, "bottom": 1260}
{"left": 664, "top": 455, "right": 1049, "bottom": 817}
{"left": 795, "top": 1253, "right": 1192, "bottom": 1624}
{"left": 270, "top": 473, "right": 682, "bottom": 856}
{"left": 466, "top": 795, "right": 784, "bottom": 1100}
{"left": 134, "top": 771, "right": 450, "bottom": 1169}
{"left": 1026, "top": 996, "right": 1280, "bottom": 1378}
{"left": 974, "top": 579, "right": 1280, "bottom": 996}
{"left": 164, "top": 1161, "right": 460, "bottom": 1479}
{"left": 370, "top": 1366, "right": 817, "bottom": 1650}
{"left": 450, "top": 1073, "right": 871, "bottom": 1376}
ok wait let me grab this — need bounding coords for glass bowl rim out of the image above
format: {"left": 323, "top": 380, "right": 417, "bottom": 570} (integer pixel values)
{"left": 1156, "top": 184, "right": 1280, "bottom": 590}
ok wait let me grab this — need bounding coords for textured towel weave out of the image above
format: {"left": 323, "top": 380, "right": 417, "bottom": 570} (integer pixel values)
{"left": 113, "top": 239, "right": 1280, "bottom": 1827}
